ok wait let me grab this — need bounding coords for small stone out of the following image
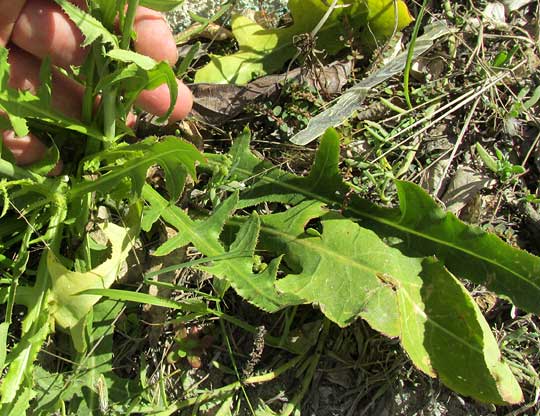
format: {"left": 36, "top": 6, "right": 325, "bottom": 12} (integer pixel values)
{"left": 166, "top": 0, "right": 288, "bottom": 33}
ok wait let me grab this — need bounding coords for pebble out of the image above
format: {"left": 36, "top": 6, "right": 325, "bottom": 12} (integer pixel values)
{"left": 166, "top": 0, "right": 288, "bottom": 32}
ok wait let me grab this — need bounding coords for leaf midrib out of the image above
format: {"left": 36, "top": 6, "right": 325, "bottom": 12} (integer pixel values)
{"left": 262, "top": 216, "right": 493, "bottom": 357}
{"left": 259, "top": 222, "right": 421, "bottom": 287}
{"left": 234, "top": 165, "right": 539, "bottom": 292}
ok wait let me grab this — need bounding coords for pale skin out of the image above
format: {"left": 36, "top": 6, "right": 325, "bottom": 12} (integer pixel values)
{"left": 0, "top": 0, "right": 193, "bottom": 171}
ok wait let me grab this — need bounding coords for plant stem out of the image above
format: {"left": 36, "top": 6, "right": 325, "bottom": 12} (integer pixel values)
{"left": 103, "top": 0, "right": 138, "bottom": 143}
{"left": 244, "top": 354, "right": 304, "bottom": 384}
{"left": 217, "top": 303, "right": 255, "bottom": 414}
{"left": 209, "top": 309, "right": 299, "bottom": 352}
{"left": 404, "top": 0, "right": 428, "bottom": 110}
{"left": 82, "top": 52, "right": 96, "bottom": 125}
{"left": 82, "top": 48, "right": 101, "bottom": 155}
{"left": 121, "top": 0, "right": 139, "bottom": 50}
{"left": 103, "top": 87, "right": 116, "bottom": 142}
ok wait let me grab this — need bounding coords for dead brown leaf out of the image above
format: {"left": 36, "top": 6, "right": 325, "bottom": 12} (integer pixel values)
{"left": 189, "top": 60, "right": 353, "bottom": 125}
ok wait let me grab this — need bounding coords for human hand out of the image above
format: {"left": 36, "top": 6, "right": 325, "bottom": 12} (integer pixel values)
{"left": 0, "top": 0, "right": 193, "bottom": 171}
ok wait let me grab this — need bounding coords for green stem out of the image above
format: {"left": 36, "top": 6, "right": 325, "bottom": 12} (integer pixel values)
{"left": 5, "top": 217, "right": 36, "bottom": 327}
{"left": 209, "top": 309, "right": 297, "bottom": 352}
{"left": 103, "top": 88, "right": 116, "bottom": 142}
{"left": 216, "top": 303, "right": 255, "bottom": 414}
{"left": 404, "top": 0, "right": 428, "bottom": 110}
{"left": 82, "top": 48, "right": 101, "bottom": 155}
{"left": 82, "top": 51, "right": 96, "bottom": 125}
{"left": 121, "top": 0, "right": 139, "bottom": 50}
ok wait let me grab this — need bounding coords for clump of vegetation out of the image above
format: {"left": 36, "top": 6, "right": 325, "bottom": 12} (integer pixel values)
{"left": 1, "top": 0, "right": 540, "bottom": 415}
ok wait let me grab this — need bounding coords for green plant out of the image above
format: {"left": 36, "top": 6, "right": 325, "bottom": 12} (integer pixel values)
{"left": 0, "top": 0, "right": 201, "bottom": 413}
{"left": 476, "top": 142, "right": 526, "bottom": 184}
{"left": 254, "top": 81, "right": 326, "bottom": 138}
{"left": 143, "top": 127, "right": 540, "bottom": 406}
{"left": 0, "top": 1, "right": 539, "bottom": 414}
{"left": 194, "top": 0, "right": 413, "bottom": 84}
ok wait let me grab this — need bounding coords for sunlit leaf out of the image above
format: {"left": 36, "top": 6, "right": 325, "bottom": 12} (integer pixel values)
{"left": 48, "top": 220, "right": 138, "bottom": 329}
{"left": 225, "top": 128, "right": 540, "bottom": 316}
{"left": 71, "top": 136, "right": 202, "bottom": 201}
{"left": 54, "top": 0, "right": 118, "bottom": 47}
{"left": 398, "top": 258, "right": 523, "bottom": 404}
{"left": 351, "top": 181, "right": 540, "bottom": 315}
{"left": 201, "top": 214, "right": 303, "bottom": 312}
{"left": 195, "top": 0, "right": 413, "bottom": 84}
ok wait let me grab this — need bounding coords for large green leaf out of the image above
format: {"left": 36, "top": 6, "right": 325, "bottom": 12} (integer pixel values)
{"left": 194, "top": 0, "right": 413, "bottom": 84}
{"left": 350, "top": 182, "right": 540, "bottom": 315}
{"left": 254, "top": 202, "right": 522, "bottom": 403}
{"left": 222, "top": 128, "right": 540, "bottom": 315}
{"left": 259, "top": 202, "right": 406, "bottom": 332}
{"left": 396, "top": 258, "right": 523, "bottom": 404}
{"left": 48, "top": 220, "right": 137, "bottom": 329}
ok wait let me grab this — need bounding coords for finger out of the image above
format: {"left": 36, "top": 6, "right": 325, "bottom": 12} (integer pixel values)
{"left": 2, "top": 46, "right": 81, "bottom": 176}
{"left": 1, "top": 130, "right": 63, "bottom": 175}
{"left": 10, "top": 2, "right": 191, "bottom": 122}
{"left": 11, "top": 2, "right": 178, "bottom": 70}
{"left": 8, "top": 46, "right": 83, "bottom": 119}
{"left": 1, "top": 45, "right": 82, "bottom": 176}
{"left": 0, "top": 0, "right": 27, "bottom": 47}
{"left": 2, "top": 129, "right": 46, "bottom": 165}
{"left": 133, "top": 6, "right": 178, "bottom": 66}
{"left": 136, "top": 80, "right": 193, "bottom": 122}
{"left": 11, "top": 0, "right": 87, "bottom": 68}
{"left": 129, "top": 7, "right": 192, "bottom": 120}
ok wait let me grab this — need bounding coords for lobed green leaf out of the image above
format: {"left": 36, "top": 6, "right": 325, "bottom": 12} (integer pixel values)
{"left": 71, "top": 136, "right": 202, "bottom": 201}
{"left": 225, "top": 128, "right": 540, "bottom": 316}
{"left": 54, "top": 0, "right": 118, "bottom": 47}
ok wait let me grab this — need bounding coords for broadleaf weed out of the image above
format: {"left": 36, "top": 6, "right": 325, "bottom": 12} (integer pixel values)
{"left": 0, "top": 1, "right": 539, "bottom": 414}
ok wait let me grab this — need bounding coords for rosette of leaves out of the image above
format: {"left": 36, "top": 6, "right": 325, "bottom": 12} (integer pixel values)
{"left": 195, "top": 0, "right": 414, "bottom": 84}
{"left": 147, "top": 128, "right": 540, "bottom": 405}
